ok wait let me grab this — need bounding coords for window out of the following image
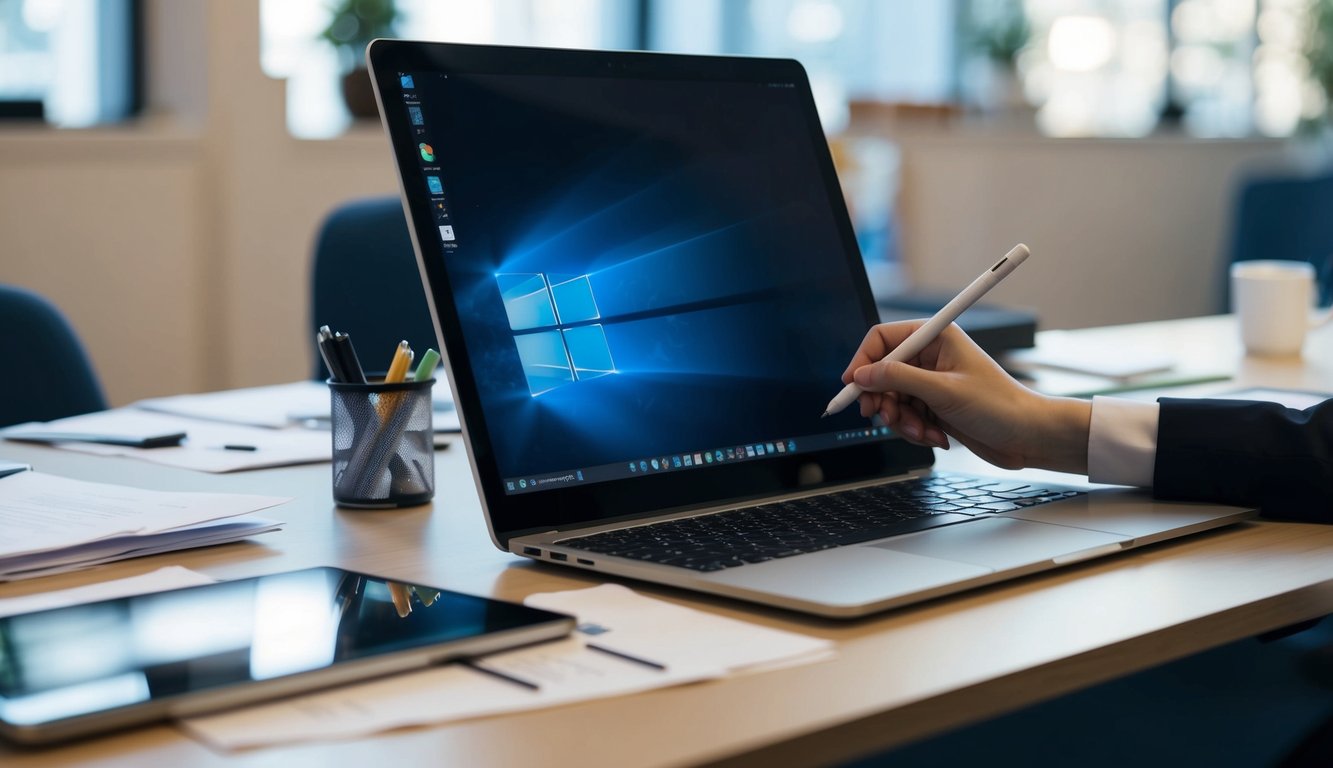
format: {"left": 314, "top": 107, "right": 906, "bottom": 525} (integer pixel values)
{"left": 0, "top": 0, "right": 140, "bottom": 126}
{"left": 497, "top": 273, "right": 616, "bottom": 396}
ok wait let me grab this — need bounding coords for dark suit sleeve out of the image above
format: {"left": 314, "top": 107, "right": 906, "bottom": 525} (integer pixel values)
{"left": 1153, "top": 397, "right": 1333, "bottom": 521}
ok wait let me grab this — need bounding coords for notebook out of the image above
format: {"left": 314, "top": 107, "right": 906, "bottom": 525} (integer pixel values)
{"left": 367, "top": 41, "right": 1252, "bottom": 618}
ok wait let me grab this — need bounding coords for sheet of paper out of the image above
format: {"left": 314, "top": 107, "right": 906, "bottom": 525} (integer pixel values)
{"left": 0, "top": 566, "right": 214, "bottom": 618}
{"left": 181, "top": 638, "right": 714, "bottom": 750}
{"left": 0, "top": 517, "right": 283, "bottom": 581}
{"left": 180, "top": 584, "right": 833, "bottom": 751}
{"left": 137, "top": 380, "right": 459, "bottom": 432}
{"left": 523, "top": 583, "right": 834, "bottom": 674}
{"left": 1006, "top": 331, "right": 1177, "bottom": 380}
{"left": 0, "top": 471, "right": 289, "bottom": 559}
{"left": 3, "top": 409, "right": 332, "bottom": 472}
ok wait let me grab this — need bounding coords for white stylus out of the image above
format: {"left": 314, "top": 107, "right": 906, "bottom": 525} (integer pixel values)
{"left": 821, "top": 243, "right": 1031, "bottom": 418}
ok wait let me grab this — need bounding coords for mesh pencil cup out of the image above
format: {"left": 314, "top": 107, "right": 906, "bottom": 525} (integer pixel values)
{"left": 329, "top": 378, "right": 435, "bottom": 508}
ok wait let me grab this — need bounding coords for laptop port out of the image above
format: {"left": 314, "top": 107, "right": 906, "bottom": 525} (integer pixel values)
{"left": 577, "top": 558, "right": 594, "bottom": 566}
{"left": 549, "top": 552, "right": 568, "bottom": 562}
{"left": 522, "top": 547, "right": 541, "bottom": 556}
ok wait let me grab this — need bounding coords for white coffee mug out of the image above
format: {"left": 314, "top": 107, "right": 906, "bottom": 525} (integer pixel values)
{"left": 1230, "top": 260, "right": 1330, "bottom": 356}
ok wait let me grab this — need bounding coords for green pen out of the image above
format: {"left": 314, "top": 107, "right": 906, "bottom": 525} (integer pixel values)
{"left": 413, "top": 348, "right": 441, "bottom": 381}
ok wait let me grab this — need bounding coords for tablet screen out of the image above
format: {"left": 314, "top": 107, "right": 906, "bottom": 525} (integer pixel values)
{"left": 0, "top": 567, "right": 571, "bottom": 741}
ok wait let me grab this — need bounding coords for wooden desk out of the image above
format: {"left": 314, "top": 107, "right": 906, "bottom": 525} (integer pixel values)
{"left": 4, "top": 315, "right": 1333, "bottom": 767}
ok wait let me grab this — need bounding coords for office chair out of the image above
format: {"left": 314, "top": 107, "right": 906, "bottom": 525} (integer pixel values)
{"left": 1221, "top": 168, "right": 1333, "bottom": 313}
{"left": 0, "top": 284, "right": 107, "bottom": 427}
{"left": 310, "top": 197, "right": 439, "bottom": 379}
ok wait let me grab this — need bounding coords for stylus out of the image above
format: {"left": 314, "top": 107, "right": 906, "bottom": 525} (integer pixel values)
{"left": 821, "top": 243, "right": 1030, "bottom": 418}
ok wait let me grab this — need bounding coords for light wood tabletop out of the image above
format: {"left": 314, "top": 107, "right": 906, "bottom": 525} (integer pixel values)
{"left": 3, "top": 315, "right": 1332, "bottom": 767}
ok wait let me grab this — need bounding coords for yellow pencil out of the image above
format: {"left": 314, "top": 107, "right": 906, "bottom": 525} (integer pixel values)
{"left": 385, "top": 340, "right": 414, "bottom": 383}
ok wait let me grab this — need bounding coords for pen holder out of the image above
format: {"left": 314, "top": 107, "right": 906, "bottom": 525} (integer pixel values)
{"left": 329, "top": 378, "right": 435, "bottom": 508}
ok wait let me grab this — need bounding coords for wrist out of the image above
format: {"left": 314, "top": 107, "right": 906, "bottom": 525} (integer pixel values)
{"left": 1027, "top": 396, "right": 1091, "bottom": 475}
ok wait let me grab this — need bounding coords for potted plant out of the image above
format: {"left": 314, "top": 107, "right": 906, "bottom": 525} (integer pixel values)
{"left": 961, "top": 0, "right": 1030, "bottom": 113}
{"left": 1305, "top": 0, "right": 1333, "bottom": 136}
{"left": 320, "top": 0, "right": 401, "bottom": 119}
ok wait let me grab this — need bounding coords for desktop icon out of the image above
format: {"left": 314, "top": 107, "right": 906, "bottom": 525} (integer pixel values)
{"left": 726, "top": 448, "right": 736, "bottom": 460}
{"left": 577, "top": 470, "right": 584, "bottom": 481}
{"left": 426, "top": 175, "right": 443, "bottom": 195}
{"left": 439, "top": 224, "right": 456, "bottom": 241}
{"left": 787, "top": 440, "right": 796, "bottom": 452}
{"left": 694, "top": 453, "right": 703, "bottom": 465}
{"left": 714, "top": 450, "right": 723, "bottom": 462}
{"left": 629, "top": 462, "right": 636, "bottom": 473}
{"left": 640, "top": 460, "right": 648, "bottom": 472}
{"left": 776, "top": 441, "right": 786, "bottom": 453}
{"left": 408, "top": 105, "right": 424, "bottom": 125}
{"left": 651, "top": 458, "right": 660, "bottom": 470}
{"left": 672, "top": 456, "right": 682, "bottom": 468}
{"left": 705, "top": 452, "right": 714, "bottom": 463}
{"left": 519, "top": 479, "right": 527, "bottom": 489}
{"left": 766, "top": 442, "right": 776, "bottom": 454}
{"left": 418, "top": 142, "right": 436, "bottom": 162}
{"left": 745, "top": 446, "right": 756, "bottom": 458}
{"left": 684, "top": 455, "right": 693, "bottom": 467}
{"left": 506, "top": 481, "right": 515, "bottom": 491}
{"left": 400, "top": 74, "right": 415, "bottom": 89}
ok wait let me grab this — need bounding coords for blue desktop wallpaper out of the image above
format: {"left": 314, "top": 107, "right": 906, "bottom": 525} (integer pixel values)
{"left": 415, "top": 72, "right": 876, "bottom": 478}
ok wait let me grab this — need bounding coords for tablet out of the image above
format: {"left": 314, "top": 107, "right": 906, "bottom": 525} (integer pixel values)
{"left": 0, "top": 567, "right": 574, "bottom": 745}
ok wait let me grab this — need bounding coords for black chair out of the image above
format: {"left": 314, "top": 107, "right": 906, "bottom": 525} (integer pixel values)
{"left": 0, "top": 284, "right": 107, "bottom": 427}
{"left": 310, "top": 197, "right": 439, "bottom": 379}
{"left": 1221, "top": 168, "right": 1333, "bottom": 313}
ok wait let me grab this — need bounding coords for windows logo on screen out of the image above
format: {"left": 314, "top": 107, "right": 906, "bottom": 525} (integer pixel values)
{"left": 496, "top": 273, "right": 616, "bottom": 396}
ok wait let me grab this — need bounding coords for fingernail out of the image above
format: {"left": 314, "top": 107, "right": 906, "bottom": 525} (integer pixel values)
{"left": 903, "top": 424, "right": 920, "bottom": 440}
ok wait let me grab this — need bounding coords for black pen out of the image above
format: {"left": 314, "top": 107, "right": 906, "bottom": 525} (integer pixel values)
{"left": 333, "top": 332, "right": 368, "bottom": 384}
{"left": 585, "top": 642, "right": 668, "bottom": 671}
{"left": 317, "top": 326, "right": 345, "bottom": 381}
{"left": 458, "top": 660, "right": 541, "bottom": 691}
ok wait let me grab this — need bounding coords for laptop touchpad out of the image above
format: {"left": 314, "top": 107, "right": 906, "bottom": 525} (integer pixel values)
{"left": 871, "top": 517, "right": 1126, "bottom": 571}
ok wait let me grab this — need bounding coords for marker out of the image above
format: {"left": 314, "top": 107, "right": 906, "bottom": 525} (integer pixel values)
{"left": 413, "top": 348, "right": 441, "bottom": 381}
{"left": 822, "top": 243, "right": 1031, "bottom": 418}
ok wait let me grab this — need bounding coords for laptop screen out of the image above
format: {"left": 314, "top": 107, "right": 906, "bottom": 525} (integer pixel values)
{"left": 370, "top": 42, "right": 933, "bottom": 543}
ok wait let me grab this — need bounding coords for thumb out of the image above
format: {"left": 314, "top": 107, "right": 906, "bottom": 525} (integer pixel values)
{"left": 853, "top": 359, "right": 943, "bottom": 400}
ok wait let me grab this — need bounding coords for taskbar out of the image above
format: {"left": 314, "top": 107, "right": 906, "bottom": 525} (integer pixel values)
{"left": 501, "top": 425, "right": 896, "bottom": 495}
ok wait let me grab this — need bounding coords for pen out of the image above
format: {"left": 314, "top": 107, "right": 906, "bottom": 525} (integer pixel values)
{"left": 317, "top": 325, "right": 344, "bottom": 381}
{"left": 822, "top": 243, "right": 1031, "bottom": 417}
{"left": 584, "top": 642, "right": 668, "bottom": 671}
{"left": 333, "top": 332, "right": 368, "bottom": 384}
{"left": 459, "top": 660, "right": 541, "bottom": 691}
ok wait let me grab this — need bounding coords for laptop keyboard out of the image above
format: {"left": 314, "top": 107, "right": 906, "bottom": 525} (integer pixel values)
{"left": 558, "top": 473, "right": 1084, "bottom": 572}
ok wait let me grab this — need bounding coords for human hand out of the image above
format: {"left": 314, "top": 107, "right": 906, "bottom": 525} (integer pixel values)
{"left": 842, "top": 321, "right": 1091, "bottom": 474}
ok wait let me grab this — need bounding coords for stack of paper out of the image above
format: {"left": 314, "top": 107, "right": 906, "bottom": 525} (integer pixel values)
{"left": 181, "top": 583, "right": 834, "bottom": 750}
{"left": 2, "top": 410, "right": 332, "bottom": 473}
{"left": 137, "top": 380, "right": 460, "bottom": 432}
{"left": 0, "top": 471, "right": 288, "bottom": 580}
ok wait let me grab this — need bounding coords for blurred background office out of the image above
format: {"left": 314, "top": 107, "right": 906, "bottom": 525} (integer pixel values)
{"left": 2, "top": 0, "right": 1330, "bottom": 407}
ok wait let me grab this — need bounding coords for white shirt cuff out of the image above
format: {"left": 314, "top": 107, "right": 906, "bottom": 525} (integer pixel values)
{"left": 1087, "top": 396, "right": 1160, "bottom": 488}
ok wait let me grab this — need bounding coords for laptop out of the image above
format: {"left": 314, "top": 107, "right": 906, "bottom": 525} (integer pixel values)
{"left": 367, "top": 41, "right": 1253, "bottom": 618}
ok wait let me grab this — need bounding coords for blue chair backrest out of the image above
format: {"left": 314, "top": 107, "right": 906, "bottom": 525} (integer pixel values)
{"left": 310, "top": 198, "right": 439, "bottom": 379}
{"left": 0, "top": 284, "right": 107, "bottom": 427}
{"left": 1223, "top": 169, "right": 1333, "bottom": 312}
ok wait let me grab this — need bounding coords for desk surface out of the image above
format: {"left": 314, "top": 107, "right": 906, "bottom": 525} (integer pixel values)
{"left": 4, "top": 315, "right": 1333, "bottom": 768}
